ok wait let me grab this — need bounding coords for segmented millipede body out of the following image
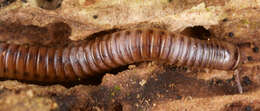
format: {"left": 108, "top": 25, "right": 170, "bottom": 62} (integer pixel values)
{"left": 0, "top": 29, "right": 240, "bottom": 82}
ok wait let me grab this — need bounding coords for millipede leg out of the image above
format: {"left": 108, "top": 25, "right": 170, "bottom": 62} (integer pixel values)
{"left": 234, "top": 69, "right": 243, "bottom": 94}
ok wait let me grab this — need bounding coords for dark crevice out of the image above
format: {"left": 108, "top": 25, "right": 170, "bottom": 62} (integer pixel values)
{"left": 181, "top": 26, "right": 212, "bottom": 40}
{"left": 12, "top": 74, "right": 104, "bottom": 88}
{"left": 106, "top": 65, "right": 130, "bottom": 75}
{"left": 112, "top": 102, "right": 123, "bottom": 111}
{"left": 93, "top": 15, "right": 98, "bottom": 19}
{"left": 228, "top": 32, "right": 234, "bottom": 38}
{"left": 36, "top": 0, "right": 63, "bottom": 10}
{"left": 0, "top": 0, "right": 16, "bottom": 8}
{"left": 84, "top": 28, "right": 120, "bottom": 41}
{"left": 62, "top": 63, "right": 135, "bottom": 88}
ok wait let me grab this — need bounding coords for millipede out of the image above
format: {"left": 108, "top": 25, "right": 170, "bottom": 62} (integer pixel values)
{"left": 0, "top": 29, "right": 241, "bottom": 85}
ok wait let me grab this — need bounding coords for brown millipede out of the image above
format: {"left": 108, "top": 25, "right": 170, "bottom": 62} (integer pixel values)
{"left": 0, "top": 29, "right": 241, "bottom": 82}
